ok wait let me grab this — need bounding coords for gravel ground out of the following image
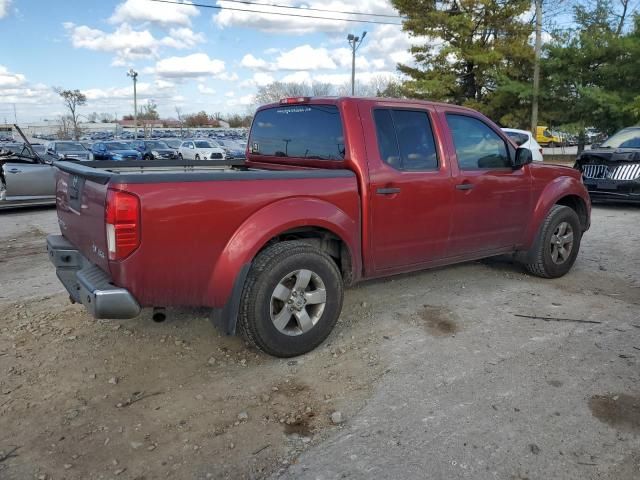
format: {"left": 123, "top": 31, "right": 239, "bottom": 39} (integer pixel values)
{"left": 0, "top": 204, "right": 638, "bottom": 480}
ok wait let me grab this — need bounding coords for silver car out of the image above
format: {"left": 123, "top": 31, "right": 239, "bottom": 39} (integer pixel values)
{"left": 1, "top": 145, "right": 56, "bottom": 209}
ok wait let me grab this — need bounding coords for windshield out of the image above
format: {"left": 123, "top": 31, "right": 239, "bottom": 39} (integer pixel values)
{"left": 165, "top": 139, "right": 181, "bottom": 148}
{"left": 600, "top": 128, "right": 640, "bottom": 149}
{"left": 195, "top": 141, "right": 215, "bottom": 148}
{"left": 57, "top": 142, "right": 86, "bottom": 152}
{"left": 249, "top": 104, "right": 345, "bottom": 160}
{"left": 145, "top": 141, "right": 169, "bottom": 149}
{"left": 105, "top": 142, "right": 131, "bottom": 151}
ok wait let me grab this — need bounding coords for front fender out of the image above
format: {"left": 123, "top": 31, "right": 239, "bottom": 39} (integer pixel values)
{"left": 523, "top": 175, "right": 590, "bottom": 248}
{"left": 207, "top": 196, "right": 361, "bottom": 309}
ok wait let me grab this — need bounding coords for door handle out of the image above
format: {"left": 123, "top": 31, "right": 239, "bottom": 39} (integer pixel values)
{"left": 376, "top": 187, "right": 401, "bottom": 195}
{"left": 8, "top": 168, "right": 21, "bottom": 174}
{"left": 455, "top": 183, "right": 474, "bottom": 191}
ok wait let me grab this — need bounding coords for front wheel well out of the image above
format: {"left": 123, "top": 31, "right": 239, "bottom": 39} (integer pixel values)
{"left": 555, "top": 195, "right": 588, "bottom": 231}
{"left": 259, "top": 227, "right": 354, "bottom": 286}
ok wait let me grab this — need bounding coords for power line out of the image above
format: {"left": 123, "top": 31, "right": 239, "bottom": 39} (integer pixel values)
{"left": 147, "top": 0, "right": 404, "bottom": 26}
{"left": 220, "top": 0, "right": 404, "bottom": 19}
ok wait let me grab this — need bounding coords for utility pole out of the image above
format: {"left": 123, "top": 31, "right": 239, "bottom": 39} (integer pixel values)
{"left": 13, "top": 104, "right": 17, "bottom": 124}
{"left": 347, "top": 31, "right": 367, "bottom": 96}
{"left": 531, "top": 0, "right": 542, "bottom": 134}
{"left": 127, "top": 69, "right": 138, "bottom": 139}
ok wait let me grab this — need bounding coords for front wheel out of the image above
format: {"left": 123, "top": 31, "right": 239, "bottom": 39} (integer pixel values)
{"left": 525, "top": 205, "right": 582, "bottom": 278}
{"left": 195, "top": 154, "right": 200, "bottom": 160}
{"left": 238, "top": 241, "right": 344, "bottom": 357}
{"left": 178, "top": 153, "right": 183, "bottom": 160}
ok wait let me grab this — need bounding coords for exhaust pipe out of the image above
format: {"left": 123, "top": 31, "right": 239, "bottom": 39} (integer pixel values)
{"left": 152, "top": 307, "right": 166, "bottom": 323}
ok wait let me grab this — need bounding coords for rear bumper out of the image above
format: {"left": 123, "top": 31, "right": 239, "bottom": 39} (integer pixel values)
{"left": 46, "top": 234, "right": 141, "bottom": 319}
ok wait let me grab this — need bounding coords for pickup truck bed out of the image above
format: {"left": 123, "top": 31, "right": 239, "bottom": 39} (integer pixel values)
{"left": 50, "top": 159, "right": 359, "bottom": 327}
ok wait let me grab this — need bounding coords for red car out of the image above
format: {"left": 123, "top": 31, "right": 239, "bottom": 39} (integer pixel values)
{"left": 47, "top": 97, "right": 590, "bottom": 357}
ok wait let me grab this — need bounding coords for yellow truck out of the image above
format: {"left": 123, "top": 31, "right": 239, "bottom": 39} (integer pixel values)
{"left": 536, "top": 126, "right": 563, "bottom": 147}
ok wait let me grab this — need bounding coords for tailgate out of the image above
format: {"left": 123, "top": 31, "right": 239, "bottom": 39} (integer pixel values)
{"left": 55, "top": 164, "right": 111, "bottom": 272}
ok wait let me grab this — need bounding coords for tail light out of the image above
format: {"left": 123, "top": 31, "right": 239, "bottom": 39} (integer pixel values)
{"left": 280, "top": 97, "right": 310, "bottom": 104}
{"left": 105, "top": 189, "right": 140, "bottom": 261}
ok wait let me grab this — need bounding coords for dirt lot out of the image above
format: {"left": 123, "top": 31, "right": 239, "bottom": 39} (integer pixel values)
{"left": 0, "top": 205, "right": 638, "bottom": 480}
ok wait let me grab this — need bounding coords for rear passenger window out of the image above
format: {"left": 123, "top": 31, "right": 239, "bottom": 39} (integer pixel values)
{"left": 446, "top": 114, "right": 510, "bottom": 169}
{"left": 373, "top": 109, "right": 438, "bottom": 171}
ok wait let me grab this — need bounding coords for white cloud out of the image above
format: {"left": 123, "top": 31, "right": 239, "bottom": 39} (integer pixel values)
{"left": 0, "top": 0, "right": 11, "bottom": 19}
{"left": 216, "top": 71, "right": 239, "bottom": 81}
{"left": 330, "top": 47, "right": 370, "bottom": 69}
{"left": 151, "top": 53, "right": 226, "bottom": 78}
{"left": 252, "top": 72, "right": 275, "bottom": 86}
{"left": 281, "top": 71, "right": 312, "bottom": 84}
{"left": 242, "top": 45, "right": 338, "bottom": 72}
{"left": 65, "top": 22, "right": 160, "bottom": 64}
{"left": 275, "top": 45, "right": 337, "bottom": 70}
{"left": 160, "top": 28, "right": 206, "bottom": 49}
{"left": 225, "top": 91, "right": 235, "bottom": 97}
{"left": 213, "top": 0, "right": 398, "bottom": 35}
{"left": 64, "top": 22, "right": 206, "bottom": 65}
{"left": 226, "top": 93, "right": 254, "bottom": 107}
{"left": 0, "top": 65, "right": 26, "bottom": 88}
{"left": 240, "top": 54, "right": 269, "bottom": 70}
{"left": 361, "top": 24, "right": 430, "bottom": 69}
{"left": 198, "top": 84, "right": 216, "bottom": 94}
{"left": 110, "top": 0, "right": 199, "bottom": 27}
{"left": 82, "top": 79, "right": 177, "bottom": 101}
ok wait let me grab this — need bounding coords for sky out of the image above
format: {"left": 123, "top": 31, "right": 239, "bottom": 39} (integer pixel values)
{"left": 0, "top": 0, "right": 420, "bottom": 123}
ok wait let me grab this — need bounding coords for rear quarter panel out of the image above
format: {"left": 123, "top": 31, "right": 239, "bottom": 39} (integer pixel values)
{"left": 109, "top": 175, "right": 360, "bottom": 308}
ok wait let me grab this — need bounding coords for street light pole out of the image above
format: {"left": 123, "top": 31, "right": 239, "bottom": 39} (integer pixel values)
{"left": 127, "top": 69, "right": 138, "bottom": 140}
{"left": 347, "top": 31, "right": 367, "bottom": 96}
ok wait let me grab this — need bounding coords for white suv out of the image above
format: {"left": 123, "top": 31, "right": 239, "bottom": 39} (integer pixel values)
{"left": 178, "top": 139, "right": 225, "bottom": 160}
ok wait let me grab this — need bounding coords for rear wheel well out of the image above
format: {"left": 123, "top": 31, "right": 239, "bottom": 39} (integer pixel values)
{"left": 555, "top": 195, "right": 588, "bottom": 231}
{"left": 259, "top": 227, "right": 354, "bottom": 285}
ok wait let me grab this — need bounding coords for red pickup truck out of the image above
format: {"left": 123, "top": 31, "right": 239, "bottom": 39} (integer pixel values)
{"left": 47, "top": 97, "right": 590, "bottom": 357}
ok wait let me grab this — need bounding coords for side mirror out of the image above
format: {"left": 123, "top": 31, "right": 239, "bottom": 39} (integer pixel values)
{"left": 513, "top": 147, "right": 533, "bottom": 168}
{"left": 590, "top": 143, "right": 600, "bottom": 149}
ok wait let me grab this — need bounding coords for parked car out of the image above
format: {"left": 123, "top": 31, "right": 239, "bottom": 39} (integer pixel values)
{"left": 502, "top": 128, "right": 543, "bottom": 162}
{"left": 92, "top": 141, "right": 142, "bottom": 161}
{"left": 214, "top": 139, "right": 246, "bottom": 159}
{"left": 574, "top": 126, "right": 640, "bottom": 203}
{"left": 1, "top": 129, "right": 56, "bottom": 208}
{"left": 164, "top": 138, "right": 183, "bottom": 149}
{"left": 46, "top": 97, "right": 590, "bottom": 357}
{"left": 130, "top": 140, "right": 178, "bottom": 160}
{"left": 536, "top": 126, "right": 563, "bottom": 148}
{"left": 177, "top": 139, "right": 225, "bottom": 160}
{"left": 45, "top": 141, "right": 91, "bottom": 161}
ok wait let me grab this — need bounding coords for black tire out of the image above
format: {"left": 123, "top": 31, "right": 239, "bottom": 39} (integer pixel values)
{"left": 238, "top": 241, "right": 344, "bottom": 357}
{"left": 178, "top": 153, "right": 183, "bottom": 160}
{"left": 144, "top": 154, "right": 152, "bottom": 160}
{"left": 195, "top": 154, "right": 200, "bottom": 160}
{"left": 525, "top": 205, "right": 582, "bottom": 278}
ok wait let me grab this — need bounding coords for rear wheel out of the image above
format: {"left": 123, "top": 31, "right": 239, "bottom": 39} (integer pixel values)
{"left": 178, "top": 153, "right": 183, "bottom": 160}
{"left": 525, "top": 205, "right": 582, "bottom": 278}
{"left": 238, "top": 241, "right": 343, "bottom": 357}
{"left": 195, "top": 154, "right": 200, "bottom": 160}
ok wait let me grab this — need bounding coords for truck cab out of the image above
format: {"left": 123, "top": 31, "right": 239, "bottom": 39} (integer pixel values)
{"left": 536, "top": 126, "right": 563, "bottom": 147}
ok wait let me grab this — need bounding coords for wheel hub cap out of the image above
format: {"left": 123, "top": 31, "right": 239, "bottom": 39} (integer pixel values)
{"left": 549, "top": 221, "right": 574, "bottom": 265}
{"left": 270, "top": 269, "right": 327, "bottom": 336}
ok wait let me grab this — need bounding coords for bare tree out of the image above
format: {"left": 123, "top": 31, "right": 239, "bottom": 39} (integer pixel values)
{"left": 54, "top": 88, "right": 87, "bottom": 140}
